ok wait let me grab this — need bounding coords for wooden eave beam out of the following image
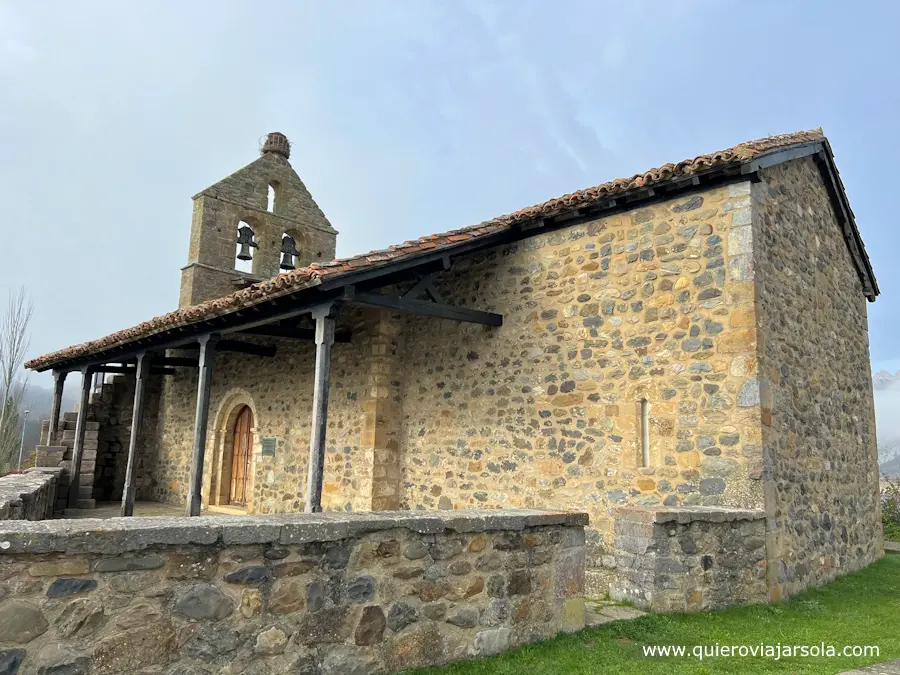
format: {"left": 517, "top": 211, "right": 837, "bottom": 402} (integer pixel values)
{"left": 348, "top": 288, "right": 502, "bottom": 326}
{"left": 238, "top": 325, "right": 352, "bottom": 343}
{"left": 154, "top": 357, "right": 199, "bottom": 367}
{"left": 182, "top": 339, "right": 277, "bottom": 357}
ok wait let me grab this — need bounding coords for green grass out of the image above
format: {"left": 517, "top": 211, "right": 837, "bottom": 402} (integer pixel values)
{"left": 883, "top": 523, "right": 900, "bottom": 542}
{"left": 413, "top": 553, "right": 900, "bottom": 675}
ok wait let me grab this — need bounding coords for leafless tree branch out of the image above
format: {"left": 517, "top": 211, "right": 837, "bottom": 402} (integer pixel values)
{"left": 0, "top": 287, "right": 33, "bottom": 470}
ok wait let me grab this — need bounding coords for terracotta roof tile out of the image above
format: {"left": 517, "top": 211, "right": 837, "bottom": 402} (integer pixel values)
{"left": 26, "top": 129, "right": 849, "bottom": 371}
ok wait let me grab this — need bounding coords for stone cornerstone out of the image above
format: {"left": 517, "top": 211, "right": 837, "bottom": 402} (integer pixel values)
{"left": 0, "top": 509, "right": 586, "bottom": 674}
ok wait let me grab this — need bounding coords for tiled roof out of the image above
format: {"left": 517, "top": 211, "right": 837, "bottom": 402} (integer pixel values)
{"left": 25, "top": 128, "right": 848, "bottom": 371}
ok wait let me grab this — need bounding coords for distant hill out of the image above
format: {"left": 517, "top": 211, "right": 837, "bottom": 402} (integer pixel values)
{"left": 875, "top": 370, "right": 900, "bottom": 476}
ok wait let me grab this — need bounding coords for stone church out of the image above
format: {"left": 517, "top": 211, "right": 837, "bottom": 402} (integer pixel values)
{"left": 27, "top": 129, "right": 883, "bottom": 607}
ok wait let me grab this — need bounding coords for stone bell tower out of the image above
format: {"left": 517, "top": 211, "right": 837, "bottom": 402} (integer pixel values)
{"left": 178, "top": 132, "right": 338, "bottom": 308}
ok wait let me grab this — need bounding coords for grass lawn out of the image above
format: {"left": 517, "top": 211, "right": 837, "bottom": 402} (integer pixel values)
{"left": 413, "top": 552, "right": 900, "bottom": 675}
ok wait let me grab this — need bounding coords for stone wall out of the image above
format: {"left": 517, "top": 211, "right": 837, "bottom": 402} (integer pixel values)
{"left": 608, "top": 506, "right": 767, "bottom": 611}
{"left": 752, "top": 158, "right": 883, "bottom": 600}
{"left": 0, "top": 468, "right": 61, "bottom": 520}
{"left": 397, "top": 183, "right": 765, "bottom": 595}
{"left": 0, "top": 509, "right": 586, "bottom": 674}
{"left": 90, "top": 375, "right": 135, "bottom": 503}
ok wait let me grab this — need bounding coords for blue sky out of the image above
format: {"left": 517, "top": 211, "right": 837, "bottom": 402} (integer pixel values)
{"left": 2, "top": 0, "right": 899, "bottom": 385}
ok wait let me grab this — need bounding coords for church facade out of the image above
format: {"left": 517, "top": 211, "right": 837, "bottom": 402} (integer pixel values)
{"left": 27, "top": 130, "right": 883, "bottom": 605}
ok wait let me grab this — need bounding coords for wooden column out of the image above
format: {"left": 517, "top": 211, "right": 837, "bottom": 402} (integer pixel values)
{"left": 186, "top": 335, "right": 219, "bottom": 516}
{"left": 48, "top": 370, "right": 67, "bottom": 445}
{"left": 67, "top": 367, "right": 93, "bottom": 508}
{"left": 305, "top": 306, "right": 337, "bottom": 513}
{"left": 120, "top": 352, "right": 150, "bottom": 517}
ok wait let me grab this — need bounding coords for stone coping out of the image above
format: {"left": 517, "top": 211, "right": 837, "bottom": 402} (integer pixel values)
{"left": 0, "top": 508, "right": 588, "bottom": 555}
{"left": 612, "top": 505, "right": 766, "bottom": 525}
{"left": 0, "top": 468, "right": 61, "bottom": 508}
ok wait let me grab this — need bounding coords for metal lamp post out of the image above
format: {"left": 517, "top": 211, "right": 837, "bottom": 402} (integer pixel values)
{"left": 16, "top": 409, "right": 30, "bottom": 470}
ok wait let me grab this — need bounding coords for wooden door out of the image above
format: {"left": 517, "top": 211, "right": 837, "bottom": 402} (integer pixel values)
{"left": 229, "top": 406, "right": 253, "bottom": 506}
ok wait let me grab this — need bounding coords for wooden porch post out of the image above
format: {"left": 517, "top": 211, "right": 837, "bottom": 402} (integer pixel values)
{"left": 186, "top": 335, "right": 218, "bottom": 516}
{"left": 67, "top": 366, "right": 93, "bottom": 508}
{"left": 305, "top": 306, "right": 337, "bottom": 513}
{"left": 121, "top": 352, "right": 150, "bottom": 517}
{"left": 48, "top": 369, "right": 67, "bottom": 445}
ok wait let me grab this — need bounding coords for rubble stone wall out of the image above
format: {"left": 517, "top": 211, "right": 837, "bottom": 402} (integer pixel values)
{"left": 90, "top": 376, "right": 135, "bottom": 504}
{"left": 397, "top": 182, "right": 766, "bottom": 595}
{"left": 608, "top": 506, "right": 767, "bottom": 611}
{"left": 752, "top": 158, "right": 883, "bottom": 599}
{"left": 0, "top": 509, "right": 586, "bottom": 674}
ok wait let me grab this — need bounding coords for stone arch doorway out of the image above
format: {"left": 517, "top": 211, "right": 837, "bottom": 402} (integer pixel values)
{"left": 229, "top": 405, "right": 253, "bottom": 506}
{"left": 207, "top": 390, "right": 258, "bottom": 512}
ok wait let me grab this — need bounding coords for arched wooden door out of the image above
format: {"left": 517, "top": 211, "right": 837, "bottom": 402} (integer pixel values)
{"left": 229, "top": 406, "right": 253, "bottom": 506}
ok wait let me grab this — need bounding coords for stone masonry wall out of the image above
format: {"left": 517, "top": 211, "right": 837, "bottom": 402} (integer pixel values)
{"left": 180, "top": 150, "right": 337, "bottom": 308}
{"left": 149, "top": 308, "right": 375, "bottom": 514}
{"left": 608, "top": 506, "right": 767, "bottom": 611}
{"left": 397, "top": 183, "right": 765, "bottom": 595}
{"left": 90, "top": 375, "right": 135, "bottom": 503}
{"left": 752, "top": 158, "right": 882, "bottom": 600}
{"left": 134, "top": 376, "right": 164, "bottom": 502}
{"left": 0, "top": 468, "right": 61, "bottom": 521}
{"left": 0, "top": 509, "right": 586, "bottom": 674}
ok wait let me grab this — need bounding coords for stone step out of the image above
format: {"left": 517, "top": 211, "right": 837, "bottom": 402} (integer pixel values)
{"left": 63, "top": 412, "right": 78, "bottom": 422}
{"left": 75, "top": 499, "right": 96, "bottom": 509}
{"left": 59, "top": 439, "right": 98, "bottom": 451}
{"left": 62, "top": 451, "right": 97, "bottom": 464}
{"left": 584, "top": 601, "right": 646, "bottom": 627}
{"left": 61, "top": 429, "right": 100, "bottom": 441}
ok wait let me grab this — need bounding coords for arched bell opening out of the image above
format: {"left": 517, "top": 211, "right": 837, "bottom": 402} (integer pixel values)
{"left": 235, "top": 219, "right": 258, "bottom": 274}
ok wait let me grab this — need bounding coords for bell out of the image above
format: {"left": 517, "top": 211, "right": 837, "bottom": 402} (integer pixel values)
{"left": 237, "top": 242, "right": 253, "bottom": 261}
{"left": 236, "top": 224, "right": 258, "bottom": 261}
{"left": 280, "top": 234, "right": 299, "bottom": 270}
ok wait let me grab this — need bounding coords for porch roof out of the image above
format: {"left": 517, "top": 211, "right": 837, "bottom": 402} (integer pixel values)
{"left": 25, "top": 128, "right": 877, "bottom": 373}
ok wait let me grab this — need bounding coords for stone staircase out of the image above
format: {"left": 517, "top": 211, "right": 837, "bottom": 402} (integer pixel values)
{"left": 57, "top": 412, "right": 100, "bottom": 509}
{"left": 34, "top": 375, "right": 131, "bottom": 513}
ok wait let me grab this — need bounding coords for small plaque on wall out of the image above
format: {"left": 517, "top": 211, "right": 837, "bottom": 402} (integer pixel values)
{"left": 261, "top": 438, "right": 276, "bottom": 457}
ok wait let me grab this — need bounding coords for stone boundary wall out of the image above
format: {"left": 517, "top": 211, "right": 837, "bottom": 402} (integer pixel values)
{"left": 0, "top": 468, "right": 61, "bottom": 521}
{"left": 608, "top": 506, "right": 767, "bottom": 611}
{"left": 0, "top": 509, "right": 587, "bottom": 674}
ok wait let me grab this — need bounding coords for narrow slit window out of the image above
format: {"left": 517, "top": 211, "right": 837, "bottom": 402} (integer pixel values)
{"left": 640, "top": 398, "right": 650, "bottom": 467}
{"left": 267, "top": 184, "right": 276, "bottom": 213}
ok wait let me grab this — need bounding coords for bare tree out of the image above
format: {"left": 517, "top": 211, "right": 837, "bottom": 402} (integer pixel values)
{"left": 0, "top": 288, "right": 33, "bottom": 471}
